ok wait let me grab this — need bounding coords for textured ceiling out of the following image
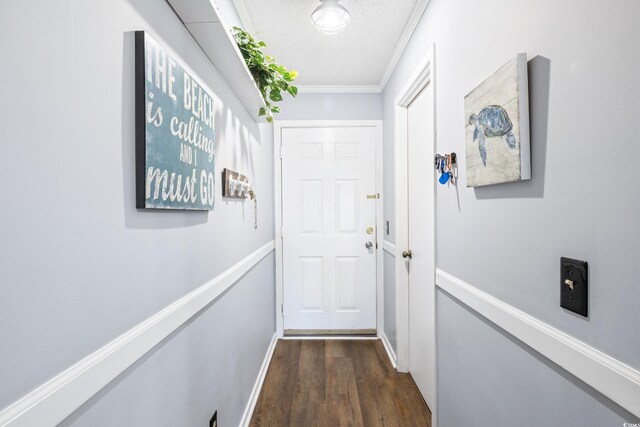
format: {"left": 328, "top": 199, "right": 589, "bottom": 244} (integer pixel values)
{"left": 237, "top": 0, "right": 419, "bottom": 86}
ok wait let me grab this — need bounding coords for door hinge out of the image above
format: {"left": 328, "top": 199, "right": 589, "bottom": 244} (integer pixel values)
{"left": 280, "top": 226, "right": 284, "bottom": 238}
{"left": 281, "top": 304, "right": 284, "bottom": 316}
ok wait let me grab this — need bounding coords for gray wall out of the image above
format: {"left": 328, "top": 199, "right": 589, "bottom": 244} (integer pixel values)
{"left": 0, "top": 0, "right": 275, "bottom": 425}
{"left": 59, "top": 254, "right": 275, "bottom": 427}
{"left": 381, "top": 0, "right": 640, "bottom": 423}
{"left": 276, "top": 92, "right": 382, "bottom": 121}
{"left": 437, "top": 291, "right": 636, "bottom": 426}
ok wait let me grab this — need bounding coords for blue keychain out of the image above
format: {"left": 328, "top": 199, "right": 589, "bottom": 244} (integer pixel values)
{"left": 438, "top": 156, "right": 450, "bottom": 184}
{"left": 439, "top": 170, "right": 450, "bottom": 184}
{"left": 436, "top": 154, "right": 456, "bottom": 185}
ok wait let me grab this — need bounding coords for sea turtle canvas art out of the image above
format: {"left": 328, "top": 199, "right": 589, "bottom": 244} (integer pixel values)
{"left": 464, "top": 54, "right": 531, "bottom": 187}
{"left": 469, "top": 105, "right": 516, "bottom": 166}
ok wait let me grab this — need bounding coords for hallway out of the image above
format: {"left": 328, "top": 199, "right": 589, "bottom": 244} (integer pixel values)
{"left": 2, "top": 0, "right": 640, "bottom": 425}
{"left": 250, "top": 340, "right": 431, "bottom": 427}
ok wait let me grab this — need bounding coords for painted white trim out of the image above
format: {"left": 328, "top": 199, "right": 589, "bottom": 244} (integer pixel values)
{"left": 274, "top": 122, "right": 285, "bottom": 338}
{"left": 379, "top": 0, "right": 431, "bottom": 91}
{"left": 394, "top": 46, "right": 436, "bottom": 371}
{"left": 436, "top": 269, "right": 640, "bottom": 418}
{"left": 239, "top": 333, "right": 278, "bottom": 427}
{"left": 393, "top": 45, "right": 437, "bottom": 426}
{"left": 296, "top": 85, "right": 381, "bottom": 94}
{"left": 0, "top": 241, "right": 275, "bottom": 427}
{"left": 382, "top": 240, "right": 396, "bottom": 256}
{"left": 274, "top": 120, "right": 384, "bottom": 339}
{"left": 394, "top": 85, "right": 410, "bottom": 371}
{"left": 375, "top": 123, "right": 385, "bottom": 350}
{"left": 381, "top": 332, "right": 398, "bottom": 369}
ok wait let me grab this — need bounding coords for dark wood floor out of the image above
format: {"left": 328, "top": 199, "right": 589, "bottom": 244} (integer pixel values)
{"left": 250, "top": 339, "right": 432, "bottom": 427}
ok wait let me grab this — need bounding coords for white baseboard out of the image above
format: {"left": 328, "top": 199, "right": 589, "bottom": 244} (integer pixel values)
{"left": 436, "top": 269, "right": 640, "bottom": 418}
{"left": 0, "top": 241, "right": 275, "bottom": 427}
{"left": 380, "top": 332, "right": 397, "bottom": 369}
{"left": 239, "top": 332, "right": 278, "bottom": 427}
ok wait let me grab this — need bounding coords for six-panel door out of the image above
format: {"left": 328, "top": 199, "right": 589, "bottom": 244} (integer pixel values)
{"left": 281, "top": 126, "right": 377, "bottom": 333}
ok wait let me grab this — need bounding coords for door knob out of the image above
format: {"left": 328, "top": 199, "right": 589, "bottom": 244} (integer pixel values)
{"left": 402, "top": 250, "right": 412, "bottom": 259}
{"left": 365, "top": 241, "right": 373, "bottom": 249}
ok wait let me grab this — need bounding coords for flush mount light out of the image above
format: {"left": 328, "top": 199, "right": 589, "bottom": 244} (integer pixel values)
{"left": 311, "top": 0, "right": 350, "bottom": 35}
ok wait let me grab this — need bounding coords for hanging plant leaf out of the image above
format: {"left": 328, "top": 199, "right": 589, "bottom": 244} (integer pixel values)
{"left": 232, "top": 26, "right": 298, "bottom": 123}
{"left": 269, "top": 89, "right": 283, "bottom": 102}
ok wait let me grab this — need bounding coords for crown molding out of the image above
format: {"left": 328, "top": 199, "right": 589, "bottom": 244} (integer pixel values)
{"left": 379, "top": 0, "right": 431, "bottom": 91}
{"left": 296, "top": 85, "right": 381, "bottom": 94}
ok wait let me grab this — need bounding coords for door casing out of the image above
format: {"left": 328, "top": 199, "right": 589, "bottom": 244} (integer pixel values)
{"left": 393, "top": 46, "right": 437, "bottom": 425}
{"left": 274, "top": 120, "right": 384, "bottom": 339}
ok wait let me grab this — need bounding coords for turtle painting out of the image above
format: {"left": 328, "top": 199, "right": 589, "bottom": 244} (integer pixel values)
{"left": 468, "top": 105, "right": 517, "bottom": 167}
{"left": 464, "top": 54, "right": 531, "bottom": 187}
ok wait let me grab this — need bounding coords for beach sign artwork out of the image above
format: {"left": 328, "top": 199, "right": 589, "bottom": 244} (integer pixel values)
{"left": 135, "top": 32, "right": 216, "bottom": 210}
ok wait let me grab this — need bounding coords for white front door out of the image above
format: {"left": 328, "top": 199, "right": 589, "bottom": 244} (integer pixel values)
{"left": 407, "top": 84, "right": 436, "bottom": 407}
{"left": 281, "top": 126, "right": 378, "bottom": 333}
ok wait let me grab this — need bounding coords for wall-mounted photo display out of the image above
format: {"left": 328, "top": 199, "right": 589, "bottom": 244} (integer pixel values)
{"left": 464, "top": 53, "right": 531, "bottom": 187}
{"left": 135, "top": 31, "right": 216, "bottom": 210}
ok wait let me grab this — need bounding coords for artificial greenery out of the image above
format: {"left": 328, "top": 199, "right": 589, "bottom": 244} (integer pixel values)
{"left": 232, "top": 27, "right": 298, "bottom": 123}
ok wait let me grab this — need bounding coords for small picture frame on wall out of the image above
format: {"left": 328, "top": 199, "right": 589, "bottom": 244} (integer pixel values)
{"left": 464, "top": 53, "right": 531, "bottom": 187}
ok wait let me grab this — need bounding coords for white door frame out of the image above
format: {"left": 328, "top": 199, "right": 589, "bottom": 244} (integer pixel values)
{"left": 274, "top": 120, "right": 384, "bottom": 339}
{"left": 394, "top": 45, "right": 437, "bottom": 417}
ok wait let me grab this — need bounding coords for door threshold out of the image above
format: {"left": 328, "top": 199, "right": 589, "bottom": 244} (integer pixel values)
{"left": 284, "top": 328, "right": 376, "bottom": 336}
{"left": 281, "top": 335, "right": 379, "bottom": 340}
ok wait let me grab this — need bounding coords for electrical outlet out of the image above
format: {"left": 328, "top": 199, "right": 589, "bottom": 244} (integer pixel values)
{"left": 209, "top": 410, "right": 217, "bottom": 427}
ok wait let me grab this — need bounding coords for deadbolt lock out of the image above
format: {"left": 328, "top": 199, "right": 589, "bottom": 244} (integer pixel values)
{"left": 366, "top": 227, "right": 374, "bottom": 235}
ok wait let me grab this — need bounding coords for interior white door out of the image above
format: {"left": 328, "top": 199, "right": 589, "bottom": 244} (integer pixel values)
{"left": 281, "top": 126, "right": 377, "bottom": 333}
{"left": 407, "top": 84, "right": 436, "bottom": 407}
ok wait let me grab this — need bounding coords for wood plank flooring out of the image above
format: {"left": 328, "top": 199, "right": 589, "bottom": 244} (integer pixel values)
{"left": 250, "top": 340, "right": 432, "bottom": 427}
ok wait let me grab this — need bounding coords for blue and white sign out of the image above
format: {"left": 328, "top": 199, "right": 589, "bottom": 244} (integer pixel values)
{"left": 135, "top": 32, "right": 216, "bottom": 210}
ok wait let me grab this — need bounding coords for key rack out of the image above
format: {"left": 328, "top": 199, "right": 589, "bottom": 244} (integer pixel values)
{"left": 222, "top": 168, "right": 252, "bottom": 199}
{"left": 434, "top": 152, "right": 458, "bottom": 185}
{"left": 434, "top": 152, "right": 456, "bottom": 167}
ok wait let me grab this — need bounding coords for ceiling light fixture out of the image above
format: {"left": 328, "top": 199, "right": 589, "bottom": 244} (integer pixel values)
{"left": 311, "top": 0, "right": 350, "bottom": 35}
